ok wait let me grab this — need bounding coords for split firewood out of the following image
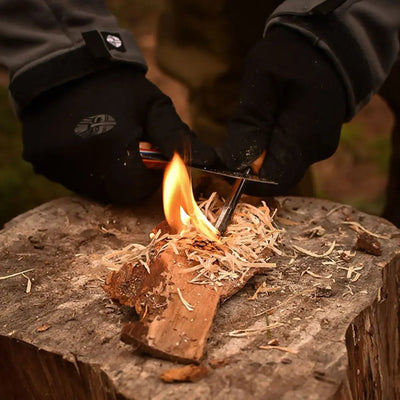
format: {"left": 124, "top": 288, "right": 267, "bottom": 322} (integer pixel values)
{"left": 104, "top": 197, "right": 280, "bottom": 363}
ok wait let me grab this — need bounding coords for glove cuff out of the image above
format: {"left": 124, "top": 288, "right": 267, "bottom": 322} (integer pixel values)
{"left": 9, "top": 30, "right": 147, "bottom": 117}
{"left": 265, "top": 15, "right": 373, "bottom": 120}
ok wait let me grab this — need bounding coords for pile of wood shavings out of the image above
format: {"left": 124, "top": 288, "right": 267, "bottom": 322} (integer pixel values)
{"left": 103, "top": 193, "right": 281, "bottom": 286}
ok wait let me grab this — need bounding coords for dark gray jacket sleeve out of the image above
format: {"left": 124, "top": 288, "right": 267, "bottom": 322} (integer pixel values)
{"left": 265, "top": 0, "right": 400, "bottom": 119}
{"left": 0, "top": 0, "right": 147, "bottom": 113}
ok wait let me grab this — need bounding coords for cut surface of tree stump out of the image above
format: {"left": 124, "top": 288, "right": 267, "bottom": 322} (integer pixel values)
{"left": 0, "top": 195, "right": 399, "bottom": 400}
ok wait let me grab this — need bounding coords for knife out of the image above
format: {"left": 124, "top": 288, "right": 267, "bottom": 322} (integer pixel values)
{"left": 139, "top": 146, "right": 275, "bottom": 184}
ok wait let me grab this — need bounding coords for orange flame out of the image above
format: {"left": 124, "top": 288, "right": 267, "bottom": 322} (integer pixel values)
{"left": 163, "top": 153, "right": 219, "bottom": 241}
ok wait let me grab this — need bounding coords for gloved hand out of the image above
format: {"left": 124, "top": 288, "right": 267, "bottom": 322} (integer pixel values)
{"left": 22, "top": 64, "right": 217, "bottom": 204}
{"left": 219, "top": 26, "right": 347, "bottom": 195}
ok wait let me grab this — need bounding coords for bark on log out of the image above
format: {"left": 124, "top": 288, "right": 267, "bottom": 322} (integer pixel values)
{"left": 0, "top": 195, "right": 399, "bottom": 400}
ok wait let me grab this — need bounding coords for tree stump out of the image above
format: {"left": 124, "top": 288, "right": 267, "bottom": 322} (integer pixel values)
{"left": 0, "top": 195, "right": 399, "bottom": 400}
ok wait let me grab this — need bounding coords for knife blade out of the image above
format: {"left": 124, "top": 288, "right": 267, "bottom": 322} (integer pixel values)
{"left": 214, "top": 150, "right": 268, "bottom": 235}
{"left": 214, "top": 167, "right": 251, "bottom": 235}
{"left": 139, "top": 147, "right": 277, "bottom": 185}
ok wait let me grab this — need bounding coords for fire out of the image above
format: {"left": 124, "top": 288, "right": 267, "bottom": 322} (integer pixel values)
{"left": 163, "top": 153, "right": 219, "bottom": 241}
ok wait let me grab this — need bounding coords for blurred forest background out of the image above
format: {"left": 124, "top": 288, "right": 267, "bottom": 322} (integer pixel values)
{"left": 0, "top": 0, "right": 394, "bottom": 228}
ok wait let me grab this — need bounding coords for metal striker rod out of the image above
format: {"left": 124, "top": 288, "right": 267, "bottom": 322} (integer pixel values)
{"left": 214, "top": 167, "right": 252, "bottom": 235}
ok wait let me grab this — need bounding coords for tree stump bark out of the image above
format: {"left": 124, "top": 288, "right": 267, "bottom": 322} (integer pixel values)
{"left": 0, "top": 195, "right": 399, "bottom": 399}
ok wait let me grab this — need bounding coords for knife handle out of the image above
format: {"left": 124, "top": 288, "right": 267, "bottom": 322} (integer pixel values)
{"left": 250, "top": 150, "right": 266, "bottom": 174}
{"left": 139, "top": 142, "right": 168, "bottom": 170}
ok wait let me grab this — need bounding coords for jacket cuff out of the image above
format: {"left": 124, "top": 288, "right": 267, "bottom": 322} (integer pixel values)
{"left": 265, "top": 15, "right": 373, "bottom": 120}
{"left": 9, "top": 29, "right": 147, "bottom": 115}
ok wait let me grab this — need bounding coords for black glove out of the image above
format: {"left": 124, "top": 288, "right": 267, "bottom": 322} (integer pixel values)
{"left": 22, "top": 64, "right": 217, "bottom": 204}
{"left": 220, "top": 26, "right": 347, "bottom": 195}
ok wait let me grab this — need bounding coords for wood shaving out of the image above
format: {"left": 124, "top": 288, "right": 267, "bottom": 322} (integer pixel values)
{"left": 104, "top": 195, "right": 281, "bottom": 287}
{"left": 292, "top": 241, "right": 336, "bottom": 258}
{"left": 249, "top": 283, "right": 281, "bottom": 300}
{"left": 326, "top": 204, "right": 351, "bottom": 217}
{"left": 228, "top": 324, "right": 283, "bottom": 338}
{"left": 343, "top": 284, "right": 354, "bottom": 297}
{"left": 0, "top": 268, "right": 35, "bottom": 280}
{"left": 102, "top": 230, "right": 162, "bottom": 272}
{"left": 305, "top": 226, "right": 326, "bottom": 238}
{"left": 259, "top": 345, "right": 298, "bottom": 354}
{"left": 304, "top": 269, "right": 332, "bottom": 279}
{"left": 341, "top": 221, "right": 390, "bottom": 239}
{"left": 177, "top": 288, "right": 194, "bottom": 311}
{"left": 22, "top": 273, "right": 32, "bottom": 294}
{"left": 36, "top": 324, "right": 51, "bottom": 332}
{"left": 338, "top": 265, "right": 363, "bottom": 281}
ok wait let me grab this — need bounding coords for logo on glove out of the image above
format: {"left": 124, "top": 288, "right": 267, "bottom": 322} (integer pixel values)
{"left": 106, "top": 34, "right": 122, "bottom": 49}
{"left": 74, "top": 114, "right": 116, "bottom": 138}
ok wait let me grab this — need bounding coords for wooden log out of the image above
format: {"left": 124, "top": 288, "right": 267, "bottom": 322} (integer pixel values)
{"left": 0, "top": 195, "right": 399, "bottom": 399}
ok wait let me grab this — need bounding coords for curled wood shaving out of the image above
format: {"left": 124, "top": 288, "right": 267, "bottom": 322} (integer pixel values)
{"left": 259, "top": 345, "right": 298, "bottom": 354}
{"left": 326, "top": 204, "right": 351, "bottom": 217}
{"left": 177, "top": 288, "right": 194, "bottom": 311}
{"left": 341, "top": 221, "right": 390, "bottom": 239}
{"left": 343, "top": 284, "right": 354, "bottom": 297}
{"left": 104, "top": 195, "right": 281, "bottom": 288}
{"left": 350, "top": 272, "right": 361, "bottom": 282}
{"left": 102, "top": 230, "right": 162, "bottom": 272}
{"left": 292, "top": 241, "right": 336, "bottom": 258}
{"left": 338, "top": 265, "right": 363, "bottom": 281}
{"left": 303, "top": 269, "right": 332, "bottom": 279}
